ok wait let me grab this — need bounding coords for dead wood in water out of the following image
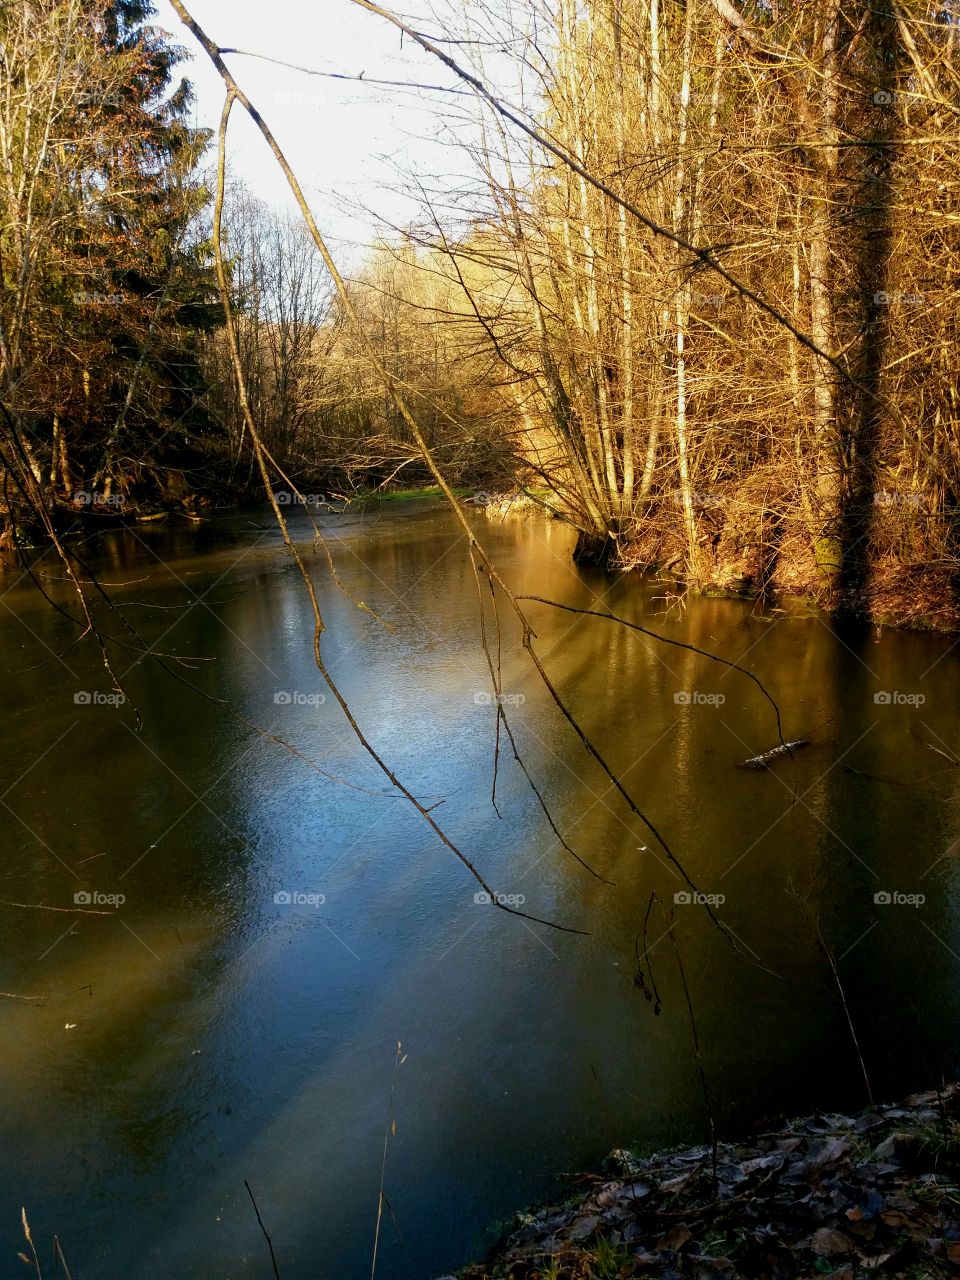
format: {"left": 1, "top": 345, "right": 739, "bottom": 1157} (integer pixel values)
{"left": 738, "top": 740, "right": 811, "bottom": 770}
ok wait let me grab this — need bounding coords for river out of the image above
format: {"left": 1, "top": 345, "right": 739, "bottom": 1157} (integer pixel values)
{"left": 1, "top": 500, "right": 958, "bottom": 1278}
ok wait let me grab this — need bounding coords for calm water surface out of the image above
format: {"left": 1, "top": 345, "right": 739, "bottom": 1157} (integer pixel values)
{"left": 1, "top": 501, "right": 959, "bottom": 1278}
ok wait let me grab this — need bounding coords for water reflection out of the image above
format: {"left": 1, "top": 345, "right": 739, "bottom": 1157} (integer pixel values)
{"left": 0, "top": 502, "right": 958, "bottom": 1278}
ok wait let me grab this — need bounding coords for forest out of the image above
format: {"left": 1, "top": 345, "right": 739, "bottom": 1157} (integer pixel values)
{"left": 4, "top": 3, "right": 960, "bottom": 1279}
{"left": 2, "top": 0, "right": 959, "bottom": 626}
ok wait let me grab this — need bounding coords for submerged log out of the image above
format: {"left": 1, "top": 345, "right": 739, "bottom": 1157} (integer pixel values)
{"left": 738, "top": 739, "right": 810, "bottom": 769}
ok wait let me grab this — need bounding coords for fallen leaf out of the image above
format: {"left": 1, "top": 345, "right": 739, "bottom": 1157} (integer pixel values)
{"left": 874, "top": 1134, "right": 902, "bottom": 1159}
{"left": 566, "top": 1214, "right": 599, "bottom": 1243}
{"left": 619, "top": 1180, "right": 652, "bottom": 1201}
{"left": 880, "top": 1210, "right": 908, "bottom": 1228}
{"left": 657, "top": 1224, "right": 692, "bottom": 1251}
{"left": 776, "top": 1137, "right": 804, "bottom": 1153}
{"left": 806, "top": 1137, "right": 852, "bottom": 1171}
{"left": 660, "top": 1172, "right": 693, "bottom": 1193}
{"left": 810, "top": 1228, "right": 852, "bottom": 1255}
{"left": 741, "top": 1154, "right": 784, "bottom": 1175}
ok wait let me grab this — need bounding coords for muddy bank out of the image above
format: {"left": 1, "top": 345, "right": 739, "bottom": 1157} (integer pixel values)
{"left": 445, "top": 1083, "right": 960, "bottom": 1279}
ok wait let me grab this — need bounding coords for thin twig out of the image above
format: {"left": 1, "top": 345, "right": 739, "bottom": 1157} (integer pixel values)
{"left": 817, "top": 926, "right": 875, "bottom": 1105}
{"left": 244, "top": 1181, "right": 281, "bottom": 1280}
{"left": 371, "top": 1041, "right": 406, "bottom": 1280}
{"left": 53, "top": 1236, "right": 73, "bottom": 1280}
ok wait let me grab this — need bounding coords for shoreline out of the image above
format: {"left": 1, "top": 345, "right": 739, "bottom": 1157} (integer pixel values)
{"left": 446, "top": 1083, "right": 960, "bottom": 1279}
{"left": 476, "top": 491, "right": 960, "bottom": 635}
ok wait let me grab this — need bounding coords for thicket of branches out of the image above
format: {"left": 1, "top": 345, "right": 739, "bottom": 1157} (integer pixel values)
{"left": 203, "top": 201, "right": 512, "bottom": 493}
{"left": 2, "top": 0, "right": 958, "bottom": 626}
{"left": 335, "top": 0, "right": 960, "bottom": 623}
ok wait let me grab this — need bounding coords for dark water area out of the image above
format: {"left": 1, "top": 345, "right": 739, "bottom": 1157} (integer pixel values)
{"left": 0, "top": 501, "right": 958, "bottom": 1278}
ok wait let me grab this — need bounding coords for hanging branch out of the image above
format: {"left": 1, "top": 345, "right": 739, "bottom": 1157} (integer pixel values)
{"left": 206, "top": 86, "right": 585, "bottom": 935}
{"left": 516, "top": 596, "right": 785, "bottom": 745}
{"left": 169, "top": 0, "right": 802, "bottom": 954}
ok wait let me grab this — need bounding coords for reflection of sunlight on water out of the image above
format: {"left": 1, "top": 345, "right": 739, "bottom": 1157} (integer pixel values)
{"left": 0, "top": 503, "right": 959, "bottom": 1278}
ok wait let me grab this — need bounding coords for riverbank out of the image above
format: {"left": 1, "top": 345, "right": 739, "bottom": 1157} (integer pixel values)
{"left": 477, "top": 489, "right": 960, "bottom": 634}
{"left": 447, "top": 1083, "right": 960, "bottom": 1279}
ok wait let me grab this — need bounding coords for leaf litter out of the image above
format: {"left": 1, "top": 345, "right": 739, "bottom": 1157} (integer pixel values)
{"left": 450, "top": 1083, "right": 960, "bottom": 1279}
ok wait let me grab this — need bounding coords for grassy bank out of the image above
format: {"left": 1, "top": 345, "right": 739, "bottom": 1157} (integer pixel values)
{"left": 355, "top": 484, "right": 473, "bottom": 504}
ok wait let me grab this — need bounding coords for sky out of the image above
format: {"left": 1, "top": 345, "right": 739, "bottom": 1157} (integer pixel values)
{"left": 152, "top": 0, "right": 485, "bottom": 264}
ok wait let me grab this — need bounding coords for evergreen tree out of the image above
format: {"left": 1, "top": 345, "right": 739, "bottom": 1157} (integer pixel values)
{"left": 0, "top": 0, "right": 223, "bottom": 523}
